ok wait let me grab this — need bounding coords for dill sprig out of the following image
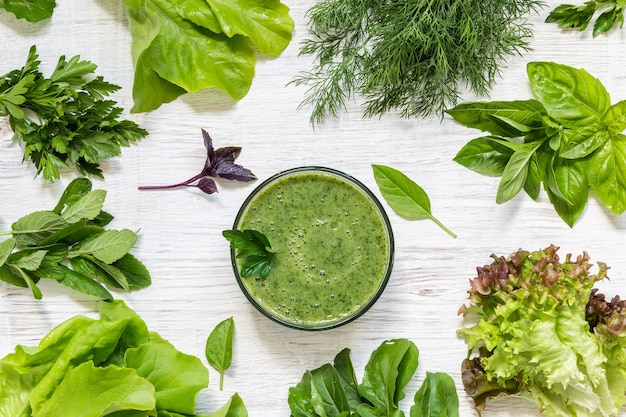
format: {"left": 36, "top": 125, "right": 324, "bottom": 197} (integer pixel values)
{"left": 292, "top": 0, "right": 545, "bottom": 125}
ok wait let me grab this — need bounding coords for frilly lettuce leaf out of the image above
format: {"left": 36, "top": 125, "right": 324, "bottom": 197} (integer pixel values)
{"left": 459, "top": 245, "right": 626, "bottom": 417}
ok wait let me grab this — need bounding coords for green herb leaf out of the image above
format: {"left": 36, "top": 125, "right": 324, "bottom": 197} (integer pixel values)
{"left": 69, "top": 229, "right": 138, "bottom": 264}
{"left": 451, "top": 61, "right": 626, "bottom": 226}
{"left": 528, "top": 61, "right": 610, "bottom": 128}
{"left": 293, "top": 0, "right": 543, "bottom": 124}
{"left": 411, "top": 372, "right": 460, "bottom": 417}
{"left": 0, "top": 0, "right": 55, "bottom": 22}
{"left": 223, "top": 229, "right": 275, "bottom": 279}
{"left": 205, "top": 317, "right": 235, "bottom": 391}
{"left": 453, "top": 137, "right": 515, "bottom": 176}
{"left": 0, "top": 47, "right": 147, "bottom": 181}
{"left": 0, "top": 179, "right": 150, "bottom": 298}
{"left": 546, "top": 1, "right": 625, "bottom": 36}
{"left": 372, "top": 164, "right": 456, "bottom": 238}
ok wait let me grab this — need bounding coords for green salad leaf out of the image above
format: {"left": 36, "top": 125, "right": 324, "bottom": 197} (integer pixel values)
{"left": 448, "top": 61, "right": 626, "bottom": 226}
{"left": 288, "top": 339, "right": 459, "bottom": 417}
{"left": 205, "top": 317, "right": 235, "bottom": 391}
{"left": 459, "top": 245, "right": 626, "bottom": 417}
{"left": 0, "top": 178, "right": 150, "bottom": 299}
{"left": 123, "top": 0, "right": 294, "bottom": 113}
{"left": 0, "top": 0, "right": 55, "bottom": 22}
{"left": 0, "top": 300, "right": 248, "bottom": 417}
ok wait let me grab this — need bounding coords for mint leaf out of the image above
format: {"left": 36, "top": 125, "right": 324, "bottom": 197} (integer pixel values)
{"left": 70, "top": 229, "right": 138, "bottom": 264}
{"left": 61, "top": 190, "right": 107, "bottom": 223}
{"left": 223, "top": 229, "right": 275, "bottom": 279}
{"left": 371, "top": 164, "right": 456, "bottom": 238}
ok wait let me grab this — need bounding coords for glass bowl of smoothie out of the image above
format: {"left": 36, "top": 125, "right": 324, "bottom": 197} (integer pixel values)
{"left": 230, "top": 166, "right": 394, "bottom": 330}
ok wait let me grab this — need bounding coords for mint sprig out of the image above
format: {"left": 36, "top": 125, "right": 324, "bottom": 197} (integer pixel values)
{"left": 223, "top": 229, "right": 276, "bottom": 279}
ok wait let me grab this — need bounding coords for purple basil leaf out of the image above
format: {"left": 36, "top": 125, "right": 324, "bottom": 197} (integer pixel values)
{"left": 215, "top": 162, "right": 257, "bottom": 182}
{"left": 196, "top": 177, "right": 218, "bottom": 194}
{"left": 214, "top": 146, "right": 242, "bottom": 164}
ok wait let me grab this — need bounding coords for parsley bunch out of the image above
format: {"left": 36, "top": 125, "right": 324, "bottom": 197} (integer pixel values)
{"left": 547, "top": 0, "right": 625, "bottom": 36}
{"left": 0, "top": 46, "right": 148, "bottom": 181}
{"left": 292, "top": 0, "right": 545, "bottom": 125}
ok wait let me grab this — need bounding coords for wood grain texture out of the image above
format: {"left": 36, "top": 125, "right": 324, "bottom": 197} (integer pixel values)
{"left": 1, "top": 1, "right": 626, "bottom": 416}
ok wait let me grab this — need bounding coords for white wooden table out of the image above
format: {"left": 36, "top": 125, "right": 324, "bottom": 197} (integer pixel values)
{"left": 1, "top": 1, "right": 625, "bottom": 416}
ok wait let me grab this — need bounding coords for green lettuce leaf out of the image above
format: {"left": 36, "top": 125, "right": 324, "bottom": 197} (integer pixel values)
{"left": 124, "top": 0, "right": 293, "bottom": 112}
{"left": 459, "top": 245, "right": 626, "bottom": 417}
{"left": 37, "top": 361, "right": 155, "bottom": 417}
{"left": 125, "top": 333, "right": 209, "bottom": 415}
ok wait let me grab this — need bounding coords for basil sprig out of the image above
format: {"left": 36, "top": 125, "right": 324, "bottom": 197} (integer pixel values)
{"left": 448, "top": 61, "right": 626, "bottom": 227}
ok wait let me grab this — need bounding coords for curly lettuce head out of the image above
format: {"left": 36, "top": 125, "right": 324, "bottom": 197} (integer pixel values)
{"left": 458, "top": 244, "right": 626, "bottom": 417}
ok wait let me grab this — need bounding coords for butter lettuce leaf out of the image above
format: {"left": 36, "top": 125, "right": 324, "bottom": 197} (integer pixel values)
{"left": 0, "top": 300, "right": 240, "bottom": 417}
{"left": 124, "top": 0, "right": 293, "bottom": 113}
{"left": 459, "top": 245, "right": 626, "bottom": 417}
{"left": 37, "top": 361, "right": 155, "bottom": 417}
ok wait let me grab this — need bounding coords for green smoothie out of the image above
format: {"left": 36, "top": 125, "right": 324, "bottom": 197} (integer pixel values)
{"left": 232, "top": 167, "right": 394, "bottom": 330}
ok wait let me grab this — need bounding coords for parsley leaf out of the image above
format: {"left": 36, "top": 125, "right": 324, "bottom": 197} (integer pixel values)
{"left": 222, "top": 229, "right": 276, "bottom": 279}
{"left": 546, "top": 1, "right": 625, "bottom": 37}
{"left": 0, "top": 46, "right": 148, "bottom": 181}
{"left": 138, "top": 129, "right": 256, "bottom": 195}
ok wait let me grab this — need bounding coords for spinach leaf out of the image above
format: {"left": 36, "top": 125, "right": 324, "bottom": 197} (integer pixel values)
{"left": 372, "top": 164, "right": 456, "bottom": 238}
{"left": 205, "top": 317, "right": 235, "bottom": 391}
{"left": 410, "top": 372, "right": 459, "bottom": 417}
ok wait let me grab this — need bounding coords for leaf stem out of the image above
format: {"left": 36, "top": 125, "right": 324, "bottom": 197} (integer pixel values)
{"left": 138, "top": 173, "right": 204, "bottom": 190}
{"left": 429, "top": 215, "right": 457, "bottom": 238}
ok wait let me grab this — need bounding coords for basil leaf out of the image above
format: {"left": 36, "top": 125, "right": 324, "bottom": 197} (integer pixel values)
{"left": 205, "top": 317, "right": 234, "bottom": 391}
{"left": 527, "top": 62, "right": 610, "bottom": 128}
{"left": 545, "top": 156, "right": 589, "bottom": 227}
{"left": 69, "top": 229, "right": 138, "bottom": 264}
{"left": 410, "top": 372, "right": 459, "bottom": 417}
{"left": 357, "top": 339, "right": 419, "bottom": 416}
{"left": 61, "top": 190, "right": 107, "bottom": 223}
{"left": 453, "top": 136, "right": 515, "bottom": 175}
{"left": 524, "top": 152, "right": 542, "bottom": 200}
{"left": 372, "top": 164, "right": 456, "bottom": 238}
{"left": 559, "top": 124, "right": 610, "bottom": 159}
{"left": 587, "top": 134, "right": 626, "bottom": 214}
{"left": 496, "top": 149, "right": 535, "bottom": 204}
{"left": 603, "top": 100, "right": 626, "bottom": 135}
{"left": 446, "top": 100, "right": 546, "bottom": 137}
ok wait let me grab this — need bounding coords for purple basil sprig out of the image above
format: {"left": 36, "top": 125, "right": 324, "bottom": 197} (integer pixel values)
{"left": 139, "top": 129, "right": 256, "bottom": 194}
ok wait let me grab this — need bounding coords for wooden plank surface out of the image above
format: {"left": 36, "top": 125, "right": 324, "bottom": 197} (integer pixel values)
{"left": 1, "top": 1, "right": 626, "bottom": 416}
